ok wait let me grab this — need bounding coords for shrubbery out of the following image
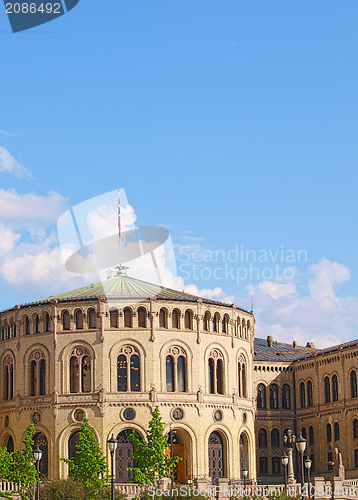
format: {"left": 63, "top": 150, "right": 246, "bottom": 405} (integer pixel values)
{"left": 39, "top": 479, "right": 126, "bottom": 500}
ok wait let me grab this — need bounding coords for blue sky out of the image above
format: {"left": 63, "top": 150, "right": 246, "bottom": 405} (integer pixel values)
{"left": 1, "top": 1, "right": 358, "bottom": 347}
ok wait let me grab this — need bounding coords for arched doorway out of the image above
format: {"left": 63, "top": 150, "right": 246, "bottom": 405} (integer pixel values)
{"left": 68, "top": 430, "right": 80, "bottom": 460}
{"left": 116, "top": 429, "right": 138, "bottom": 483}
{"left": 33, "top": 432, "right": 48, "bottom": 477}
{"left": 5, "top": 435, "right": 14, "bottom": 453}
{"left": 208, "top": 431, "right": 224, "bottom": 479}
{"left": 239, "top": 432, "right": 249, "bottom": 477}
{"left": 165, "top": 428, "right": 191, "bottom": 484}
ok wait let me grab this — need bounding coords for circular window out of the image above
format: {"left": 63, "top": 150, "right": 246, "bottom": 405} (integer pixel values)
{"left": 214, "top": 410, "right": 222, "bottom": 422}
{"left": 4, "top": 415, "right": 9, "bottom": 428}
{"left": 32, "top": 412, "right": 41, "bottom": 424}
{"left": 172, "top": 408, "right": 184, "bottom": 421}
{"left": 243, "top": 412, "right": 247, "bottom": 424}
{"left": 123, "top": 408, "right": 135, "bottom": 421}
{"left": 74, "top": 409, "right": 85, "bottom": 422}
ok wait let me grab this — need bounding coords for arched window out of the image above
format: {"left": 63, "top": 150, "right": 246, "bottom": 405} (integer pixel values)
{"left": 68, "top": 431, "right": 80, "bottom": 460}
{"left": 258, "top": 428, "right": 267, "bottom": 447}
{"left": 351, "top": 371, "right": 358, "bottom": 398}
{"left": 271, "top": 429, "right": 280, "bottom": 447}
{"left": 70, "top": 347, "right": 91, "bottom": 393}
{"left": 242, "top": 319, "right": 247, "bottom": 339}
{"left": 302, "top": 427, "right": 307, "bottom": 440}
{"left": 5, "top": 435, "right": 14, "bottom": 453}
{"left": 29, "top": 351, "right": 46, "bottom": 396}
{"left": 34, "top": 315, "right": 40, "bottom": 334}
{"left": 236, "top": 317, "right": 241, "bottom": 337}
{"left": 212, "top": 314, "right": 218, "bottom": 332}
{"left": 300, "top": 382, "right": 306, "bottom": 408}
{"left": 184, "top": 310, "right": 192, "bottom": 329}
{"left": 327, "top": 423, "right": 332, "bottom": 443}
{"left": 166, "top": 347, "right": 186, "bottom": 392}
{"left": 242, "top": 364, "right": 247, "bottom": 398}
{"left": 282, "top": 384, "right": 291, "bottom": 409}
{"left": 44, "top": 312, "right": 50, "bottom": 333}
{"left": 238, "top": 361, "right": 242, "bottom": 397}
{"left": 309, "top": 426, "right": 314, "bottom": 445}
{"left": 203, "top": 312, "right": 210, "bottom": 331}
{"left": 75, "top": 310, "right": 83, "bottom": 330}
{"left": 334, "top": 422, "right": 340, "bottom": 442}
{"left": 257, "top": 384, "right": 266, "bottom": 408}
{"left": 270, "top": 384, "right": 279, "bottom": 409}
{"left": 63, "top": 311, "right": 70, "bottom": 331}
{"left": 4, "top": 357, "right": 13, "bottom": 400}
{"left": 324, "top": 377, "right": 331, "bottom": 403}
{"left": 159, "top": 309, "right": 167, "bottom": 328}
{"left": 33, "top": 432, "right": 48, "bottom": 477}
{"left": 332, "top": 375, "right": 339, "bottom": 401}
{"left": 24, "top": 316, "right": 31, "bottom": 335}
{"left": 124, "top": 308, "right": 132, "bottom": 328}
{"left": 88, "top": 309, "right": 96, "bottom": 329}
{"left": 354, "top": 419, "right": 358, "bottom": 439}
{"left": 307, "top": 380, "right": 313, "bottom": 406}
{"left": 110, "top": 309, "right": 118, "bottom": 328}
{"left": 208, "top": 349, "right": 224, "bottom": 394}
{"left": 117, "top": 346, "right": 140, "bottom": 392}
{"left": 355, "top": 449, "right": 358, "bottom": 468}
{"left": 172, "top": 310, "right": 179, "bottom": 329}
{"left": 222, "top": 315, "right": 229, "bottom": 334}
{"left": 137, "top": 308, "right": 146, "bottom": 328}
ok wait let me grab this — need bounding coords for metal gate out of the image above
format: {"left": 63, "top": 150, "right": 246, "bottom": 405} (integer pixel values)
{"left": 208, "top": 431, "right": 224, "bottom": 479}
{"left": 116, "top": 430, "right": 137, "bottom": 483}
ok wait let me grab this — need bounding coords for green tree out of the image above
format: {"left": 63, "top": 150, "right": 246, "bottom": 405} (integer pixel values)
{"left": 0, "top": 424, "right": 38, "bottom": 500}
{"left": 127, "top": 406, "right": 181, "bottom": 486}
{"left": 61, "top": 416, "right": 110, "bottom": 500}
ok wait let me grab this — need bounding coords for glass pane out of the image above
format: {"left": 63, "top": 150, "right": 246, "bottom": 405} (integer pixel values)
{"left": 130, "top": 355, "right": 140, "bottom": 392}
{"left": 166, "top": 356, "right": 174, "bottom": 392}
{"left": 117, "top": 355, "right": 127, "bottom": 392}
{"left": 70, "top": 357, "right": 79, "bottom": 393}
{"left": 177, "top": 356, "right": 186, "bottom": 392}
{"left": 39, "top": 360, "right": 46, "bottom": 395}
{"left": 82, "top": 356, "right": 91, "bottom": 393}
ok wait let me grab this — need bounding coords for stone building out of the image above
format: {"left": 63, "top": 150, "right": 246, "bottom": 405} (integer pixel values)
{"left": 0, "top": 268, "right": 256, "bottom": 482}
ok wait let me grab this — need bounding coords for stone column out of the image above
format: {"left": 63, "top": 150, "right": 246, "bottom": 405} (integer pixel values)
{"left": 287, "top": 447, "right": 296, "bottom": 484}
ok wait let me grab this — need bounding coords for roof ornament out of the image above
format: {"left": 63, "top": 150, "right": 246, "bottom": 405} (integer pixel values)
{"left": 115, "top": 265, "right": 129, "bottom": 276}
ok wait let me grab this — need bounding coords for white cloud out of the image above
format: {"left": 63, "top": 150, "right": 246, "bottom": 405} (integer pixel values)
{"left": 171, "top": 275, "right": 234, "bottom": 304}
{"left": 0, "top": 145, "right": 31, "bottom": 179}
{"left": 308, "top": 257, "right": 350, "bottom": 300}
{"left": 0, "top": 130, "right": 20, "bottom": 138}
{"left": 86, "top": 203, "right": 137, "bottom": 241}
{"left": 0, "top": 224, "right": 21, "bottom": 255}
{"left": 250, "top": 280, "right": 297, "bottom": 299}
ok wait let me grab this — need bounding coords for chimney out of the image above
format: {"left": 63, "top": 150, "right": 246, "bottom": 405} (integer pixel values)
{"left": 306, "top": 342, "right": 316, "bottom": 349}
{"left": 293, "top": 340, "right": 297, "bottom": 348}
{"left": 267, "top": 335, "right": 273, "bottom": 347}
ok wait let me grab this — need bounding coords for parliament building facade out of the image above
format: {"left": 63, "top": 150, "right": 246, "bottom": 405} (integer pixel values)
{"left": 0, "top": 269, "right": 357, "bottom": 484}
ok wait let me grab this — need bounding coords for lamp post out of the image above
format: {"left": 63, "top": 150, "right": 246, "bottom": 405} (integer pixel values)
{"left": 242, "top": 467, "right": 248, "bottom": 492}
{"left": 281, "top": 453, "right": 289, "bottom": 494}
{"left": 295, "top": 434, "right": 307, "bottom": 496}
{"left": 283, "top": 429, "right": 296, "bottom": 485}
{"left": 107, "top": 434, "right": 118, "bottom": 500}
{"left": 33, "top": 446, "right": 42, "bottom": 500}
{"left": 304, "top": 457, "right": 312, "bottom": 500}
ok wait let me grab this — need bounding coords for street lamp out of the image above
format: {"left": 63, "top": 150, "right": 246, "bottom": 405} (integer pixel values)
{"left": 242, "top": 467, "right": 248, "bottom": 491}
{"left": 283, "top": 430, "right": 296, "bottom": 484}
{"left": 295, "top": 434, "right": 307, "bottom": 495}
{"left": 33, "top": 446, "right": 42, "bottom": 500}
{"left": 304, "top": 457, "right": 312, "bottom": 500}
{"left": 281, "top": 453, "right": 289, "bottom": 493}
{"left": 107, "top": 434, "right": 118, "bottom": 500}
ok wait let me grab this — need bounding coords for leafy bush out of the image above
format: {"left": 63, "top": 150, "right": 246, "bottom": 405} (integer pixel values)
{"left": 39, "top": 479, "right": 126, "bottom": 500}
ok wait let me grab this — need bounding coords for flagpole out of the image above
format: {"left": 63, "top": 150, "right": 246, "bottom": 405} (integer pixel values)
{"left": 118, "top": 189, "right": 122, "bottom": 267}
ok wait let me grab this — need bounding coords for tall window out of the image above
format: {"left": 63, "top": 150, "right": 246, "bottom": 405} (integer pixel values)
{"left": 44, "top": 312, "right": 50, "bottom": 332}
{"left": 69, "top": 431, "right": 80, "bottom": 460}
{"left": 69, "top": 347, "right": 91, "bottom": 393}
{"left": 208, "top": 349, "right": 224, "bottom": 394}
{"left": 282, "top": 384, "right": 291, "bottom": 409}
{"left": 203, "top": 312, "right": 210, "bottom": 331}
{"left": 355, "top": 449, "right": 358, "bottom": 468}
{"left": 124, "top": 308, "right": 132, "bottom": 327}
{"left": 236, "top": 317, "right": 242, "bottom": 337}
{"left": 184, "top": 310, "right": 192, "bottom": 329}
{"left": 257, "top": 384, "right": 266, "bottom": 408}
{"left": 259, "top": 457, "right": 268, "bottom": 474}
{"left": 4, "top": 357, "right": 13, "bottom": 400}
{"left": 117, "top": 346, "right": 140, "bottom": 392}
{"left": 76, "top": 310, "right": 83, "bottom": 330}
{"left": 166, "top": 347, "right": 186, "bottom": 392}
{"left": 238, "top": 359, "right": 247, "bottom": 398}
{"left": 334, "top": 422, "right": 340, "bottom": 442}
{"left": 24, "top": 316, "right": 31, "bottom": 335}
{"left": 310, "top": 454, "right": 315, "bottom": 472}
{"left": 302, "top": 427, "right": 307, "bottom": 440}
{"left": 332, "top": 375, "right": 339, "bottom": 401}
{"left": 110, "top": 309, "right": 118, "bottom": 328}
{"left": 324, "top": 377, "right": 331, "bottom": 403}
{"left": 34, "top": 315, "right": 40, "bottom": 334}
{"left": 258, "top": 429, "right": 267, "bottom": 447}
{"left": 29, "top": 351, "right": 46, "bottom": 396}
{"left": 326, "top": 423, "right": 332, "bottom": 443}
{"left": 309, "top": 426, "right": 314, "bottom": 445}
{"left": 351, "top": 371, "right": 358, "bottom": 398}
{"left": 272, "top": 457, "right": 280, "bottom": 474}
{"left": 353, "top": 419, "right": 358, "bottom": 439}
{"left": 222, "top": 315, "right": 229, "bottom": 334}
{"left": 270, "top": 384, "right": 279, "bottom": 409}
{"left": 328, "top": 452, "right": 333, "bottom": 470}
{"left": 159, "top": 309, "right": 167, "bottom": 328}
{"left": 137, "top": 308, "right": 146, "bottom": 328}
{"left": 271, "top": 429, "right": 279, "bottom": 447}
{"left": 63, "top": 311, "right": 70, "bottom": 331}
{"left": 307, "top": 380, "right": 313, "bottom": 406}
{"left": 300, "top": 382, "right": 306, "bottom": 408}
{"left": 212, "top": 314, "right": 218, "bottom": 333}
{"left": 172, "top": 310, "right": 179, "bottom": 329}
{"left": 88, "top": 309, "right": 96, "bottom": 329}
